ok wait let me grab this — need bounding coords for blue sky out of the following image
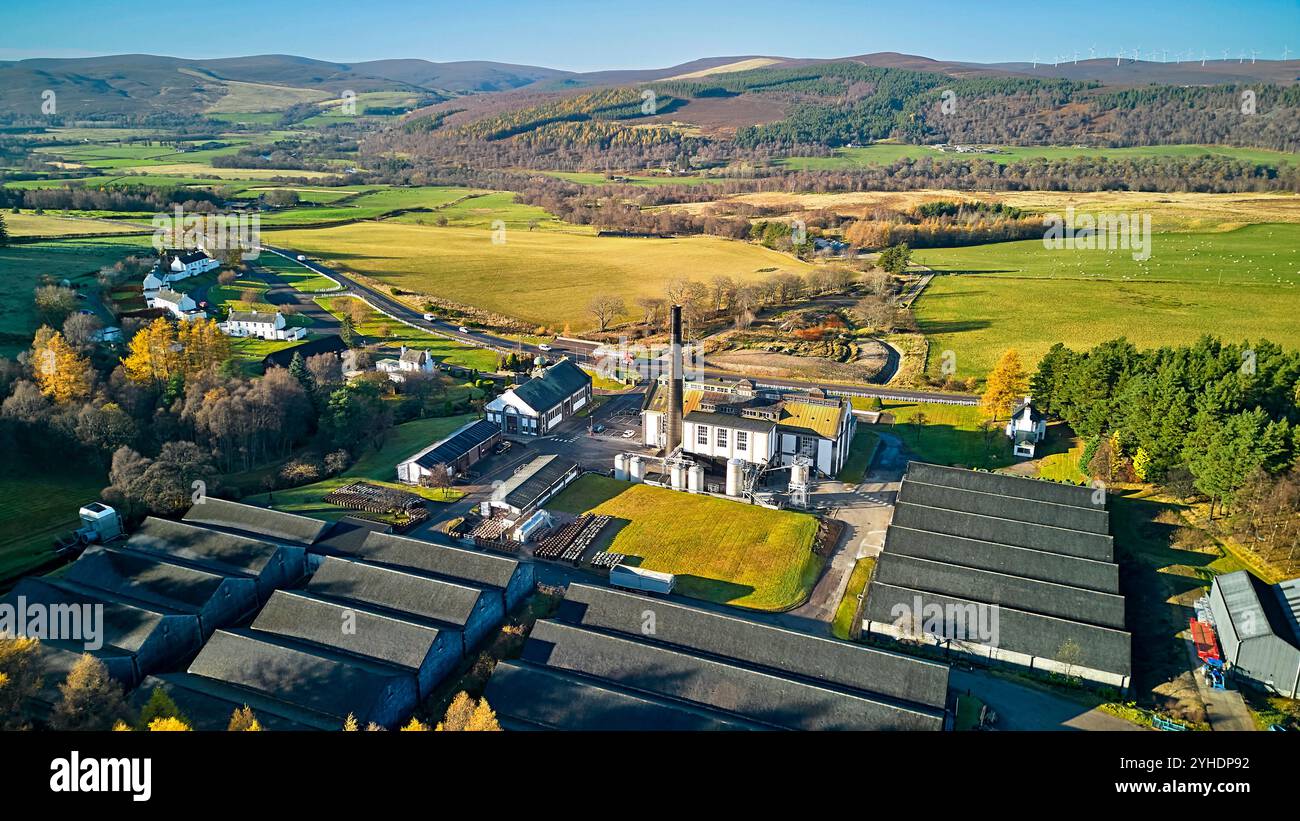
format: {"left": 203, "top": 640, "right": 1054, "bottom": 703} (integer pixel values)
{"left": 2, "top": 0, "right": 1297, "bottom": 70}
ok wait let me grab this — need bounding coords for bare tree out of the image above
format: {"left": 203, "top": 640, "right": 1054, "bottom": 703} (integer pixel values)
{"left": 587, "top": 294, "right": 626, "bottom": 333}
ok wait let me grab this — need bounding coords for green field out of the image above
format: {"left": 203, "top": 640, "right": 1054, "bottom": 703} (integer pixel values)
{"left": 258, "top": 186, "right": 484, "bottom": 226}
{"left": 314, "top": 296, "right": 499, "bottom": 371}
{"left": 912, "top": 223, "right": 1300, "bottom": 378}
{"left": 280, "top": 221, "right": 812, "bottom": 331}
{"left": 389, "top": 191, "right": 564, "bottom": 230}
{"left": 836, "top": 429, "right": 880, "bottom": 483}
{"left": 0, "top": 236, "right": 152, "bottom": 355}
{"left": 780, "top": 142, "right": 1299, "bottom": 171}
{"left": 0, "top": 472, "right": 108, "bottom": 586}
{"left": 549, "top": 474, "right": 822, "bottom": 611}
{"left": 831, "top": 556, "right": 875, "bottom": 640}
{"left": 251, "top": 253, "right": 340, "bottom": 292}
{"left": 242, "top": 414, "right": 477, "bottom": 518}
{"left": 860, "top": 401, "right": 1014, "bottom": 469}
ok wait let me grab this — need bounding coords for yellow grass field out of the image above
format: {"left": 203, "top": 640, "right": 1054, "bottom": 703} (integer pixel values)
{"left": 274, "top": 221, "right": 812, "bottom": 329}
{"left": 4, "top": 212, "right": 149, "bottom": 237}
{"left": 665, "top": 190, "right": 1300, "bottom": 232}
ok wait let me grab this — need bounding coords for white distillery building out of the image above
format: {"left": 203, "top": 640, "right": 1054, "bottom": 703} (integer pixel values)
{"left": 642, "top": 377, "right": 856, "bottom": 477}
{"left": 485, "top": 358, "right": 592, "bottom": 437}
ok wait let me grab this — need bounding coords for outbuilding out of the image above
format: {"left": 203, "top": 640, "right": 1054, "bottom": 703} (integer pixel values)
{"left": 1209, "top": 571, "right": 1300, "bottom": 698}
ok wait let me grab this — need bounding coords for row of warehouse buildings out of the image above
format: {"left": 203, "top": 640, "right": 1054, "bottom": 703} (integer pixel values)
{"left": 2, "top": 498, "right": 533, "bottom": 729}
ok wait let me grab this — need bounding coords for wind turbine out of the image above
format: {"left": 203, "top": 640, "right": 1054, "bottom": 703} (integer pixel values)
{"left": 1284, "top": 46, "right": 1291, "bottom": 61}
{"left": 1073, "top": 50, "right": 1079, "bottom": 64}
{"left": 1201, "top": 51, "right": 1208, "bottom": 66}
{"left": 1162, "top": 48, "right": 1169, "bottom": 63}
{"left": 1133, "top": 46, "right": 1141, "bottom": 62}
{"left": 1251, "top": 49, "right": 1259, "bottom": 64}
{"left": 1116, "top": 48, "right": 1125, "bottom": 66}
{"left": 1222, "top": 49, "right": 1230, "bottom": 62}
{"left": 1031, "top": 51, "right": 1039, "bottom": 68}
{"left": 1089, "top": 44, "right": 1097, "bottom": 61}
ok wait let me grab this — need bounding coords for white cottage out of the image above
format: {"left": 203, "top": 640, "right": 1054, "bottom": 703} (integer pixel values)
{"left": 221, "top": 310, "right": 303, "bottom": 341}
{"left": 162, "top": 250, "right": 220, "bottom": 280}
{"left": 147, "top": 289, "right": 207, "bottom": 322}
{"left": 1005, "top": 398, "right": 1047, "bottom": 458}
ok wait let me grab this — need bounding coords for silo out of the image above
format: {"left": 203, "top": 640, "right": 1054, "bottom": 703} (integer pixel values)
{"left": 790, "top": 461, "right": 809, "bottom": 487}
{"left": 629, "top": 456, "right": 645, "bottom": 483}
{"left": 614, "top": 453, "right": 628, "bottom": 482}
{"left": 670, "top": 462, "right": 686, "bottom": 490}
{"left": 725, "top": 458, "right": 744, "bottom": 497}
{"left": 687, "top": 464, "right": 704, "bottom": 493}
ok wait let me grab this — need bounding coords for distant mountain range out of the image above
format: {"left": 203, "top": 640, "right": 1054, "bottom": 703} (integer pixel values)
{"left": 1, "top": 51, "right": 1296, "bottom": 118}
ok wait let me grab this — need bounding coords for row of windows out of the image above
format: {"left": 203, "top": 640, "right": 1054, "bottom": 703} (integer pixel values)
{"left": 695, "top": 425, "right": 749, "bottom": 450}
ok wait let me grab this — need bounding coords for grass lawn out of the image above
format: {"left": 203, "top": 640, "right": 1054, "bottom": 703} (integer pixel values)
{"left": 548, "top": 474, "right": 822, "bottom": 611}
{"left": 836, "top": 429, "right": 880, "bottom": 483}
{"left": 831, "top": 556, "right": 875, "bottom": 640}
{"left": 3, "top": 211, "right": 150, "bottom": 238}
{"left": 276, "top": 221, "right": 812, "bottom": 331}
{"left": 243, "top": 414, "right": 477, "bottom": 519}
{"left": 1037, "top": 437, "right": 1087, "bottom": 484}
{"left": 867, "top": 401, "right": 1014, "bottom": 470}
{"left": 912, "top": 223, "right": 1300, "bottom": 379}
{"left": 0, "top": 472, "right": 108, "bottom": 586}
{"left": 314, "top": 296, "right": 500, "bottom": 371}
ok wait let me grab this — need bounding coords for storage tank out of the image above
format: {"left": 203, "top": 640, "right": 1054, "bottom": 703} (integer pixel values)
{"left": 725, "top": 458, "right": 744, "bottom": 497}
{"left": 479, "top": 500, "right": 492, "bottom": 517}
{"left": 687, "top": 464, "right": 704, "bottom": 493}
{"left": 628, "top": 456, "right": 645, "bottom": 483}
{"left": 614, "top": 453, "right": 628, "bottom": 482}
{"left": 670, "top": 462, "right": 686, "bottom": 490}
{"left": 790, "top": 461, "right": 810, "bottom": 487}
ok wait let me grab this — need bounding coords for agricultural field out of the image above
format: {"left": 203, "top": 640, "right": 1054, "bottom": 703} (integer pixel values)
{"left": 548, "top": 474, "right": 822, "bottom": 611}
{"left": 280, "top": 221, "right": 812, "bottom": 330}
{"left": 257, "top": 186, "right": 485, "bottom": 226}
{"left": 779, "top": 142, "right": 1299, "bottom": 171}
{"left": 243, "top": 414, "right": 478, "bottom": 519}
{"left": 0, "top": 236, "right": 152, "bottom": 355}
{"left": 389, "top": 191, "right": 564, "bottom": 230}
{"left": 314, "top": 296, "right": 499, "bottom": 371}
{"left": 3, "top": 211, "right": 149, "bottom": 238}
{"left": 0, "top": 472, "right": 108, "bottom": 587}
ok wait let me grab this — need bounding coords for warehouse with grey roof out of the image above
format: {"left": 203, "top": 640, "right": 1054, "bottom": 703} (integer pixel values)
{"left": 484, "top": 583, "right": 949, "bottom": 730}
{"left": 863, "top": 462, "right": 1131, "bottom": 688}
{"left": 1209, "top": 571, "right": 1300, "bottom": 698}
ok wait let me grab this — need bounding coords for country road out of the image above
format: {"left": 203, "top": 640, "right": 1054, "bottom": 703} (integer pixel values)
{"left": 258, "top": 244, "right": 977, "bottom": 405}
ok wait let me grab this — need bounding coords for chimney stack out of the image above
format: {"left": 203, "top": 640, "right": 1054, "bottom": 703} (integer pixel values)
{"left": 666, "top": 304, "right": 684, "bottom": 453}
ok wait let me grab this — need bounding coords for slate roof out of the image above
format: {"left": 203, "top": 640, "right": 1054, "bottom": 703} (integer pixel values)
{"left": 405, "top": 418, "right": 500, "bottom": 470}
{"left": 226, "top": 310, "right": 280, "bottom": 325}
{"left": 305, "top": 555, "right": 484, "bottom": 628}
{"left": 260, "top": 335, "right": 348, "bottom": 370}
{"left": 182, "top": 498, "right": 329, "bottom": 546}
{"left": 520, "top": 619, "right": 943, "bottom": 731}
{"left": 905, "top": 461, "right": 1096, "bottom": 508}
{"left": 891, "top": 501, "right": 1113, "bottom": 562}
{"left": 4, "top": 578, "right": 174, "bottom": 655}
{"left": 684, "top": 410, "right": 776, "bottom": 434}
{"left": 484, "top": 660, "right": 764, "bottom": 731}
{"left": 152, "top": 288, "right": 188, "bottom": 306}
{"left": 64, "top": 545, "right": 231, "bottom": 613}
{"left": 251, "top": 590, "right": 442, "bottom": 672}
{"left": 558, "top": 583, "right": 948, "bottom": 709}
{"left": 187, "top": 629, "right": 408, "bottom": 724}
{"left": 350, "top": 531, "right": 521, "bottom": 591}
{"left": 492, "top": 454, "right": 579, "bottom": 511}
{"left": 1215, "top": 571, "right": 1300, "bottom": 647}
{"left": 883, "top": 525, "right": 1120, "bottom": 594}
{"left": 176, "top": 250, "right": 210, "bottom": 265}
{"left": 129, "top": 516, "right": 287, "bottom": 577}
{"left": 1010, "top": 400, "right": 1045, "bottom": 423}
{"left": 507, "top": 357, "right": 589, "bottom": 413}
{"left": 134, "top": 673, "right": 324, "bottom": 731}
{"left": 899, "top": 478, "right": 1109, "bottom": 534}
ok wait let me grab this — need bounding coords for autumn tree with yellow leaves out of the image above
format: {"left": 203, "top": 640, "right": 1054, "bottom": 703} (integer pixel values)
{"left": 980, "top": 348, "right": 1029, "bottom": 421}
{"left": 30, "top": 327, "right": 93, "bottom": 404}
{"left": 123, "top": 317, "right": 230, "bottom": 386}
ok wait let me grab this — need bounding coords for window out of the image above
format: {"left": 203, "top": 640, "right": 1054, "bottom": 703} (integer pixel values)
{"left": 697, "top": 425, "right": 709, "bottom": 446}
{"left": 799, "top": 436, "right": 817, "bottom": 457}
{"left": 736, "top": 430, "right": 748, "bottom": 451}
{"left": 717, "top": 428, "right": 728, "bottom": 448}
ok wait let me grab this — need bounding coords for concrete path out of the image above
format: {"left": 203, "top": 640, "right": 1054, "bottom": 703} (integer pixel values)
{"left": 1182, "top": 638, "right": 1256, "bottom": 731}
{"left": 950, "top": 669, "right": 1146, "bottom": 731}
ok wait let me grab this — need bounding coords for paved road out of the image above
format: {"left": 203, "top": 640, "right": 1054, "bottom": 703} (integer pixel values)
{"left": 258, "top": 244, "right": 977, "bottom": 406}
{"left": 1182, "top": 638, "right": 1256, "bottom": 731}
{"left": 950, "top": 669, "right": 1146, "bottom": 731}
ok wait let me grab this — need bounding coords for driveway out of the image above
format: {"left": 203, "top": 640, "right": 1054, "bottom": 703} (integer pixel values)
{"left": 951, "top": 668, "right": 1146, "bottom": 731}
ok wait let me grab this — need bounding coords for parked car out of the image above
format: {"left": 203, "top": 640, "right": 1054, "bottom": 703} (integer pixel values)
{"left": 423, "top": 313, "right": 436, "bottom": 321}
{"left": 621, "top": 429, "right": 636, "bottom": 439}
{"left": 538, "top": 343, "right": 552, "bottom": 351}
{"left": 592, "top": 424, "right": 605, "bottom": 433}
{"left": 494, "top": 441, "right": 512, "bottom": 455}
{"left": 458, "top": 326, "right": 469, "bottom": 334}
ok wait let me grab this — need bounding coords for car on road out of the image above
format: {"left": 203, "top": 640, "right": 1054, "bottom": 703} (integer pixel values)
{"left": 423, "top": 313, "right": 436, "bottom": 321}
{"left": 296, "top": 254, "right": 306, "bottom": 261}
{"left": 538, "top": 343, "right": 552, "bottom": 351}
{"left": 458, "top": 326, "right": 469, "bottom": 334}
